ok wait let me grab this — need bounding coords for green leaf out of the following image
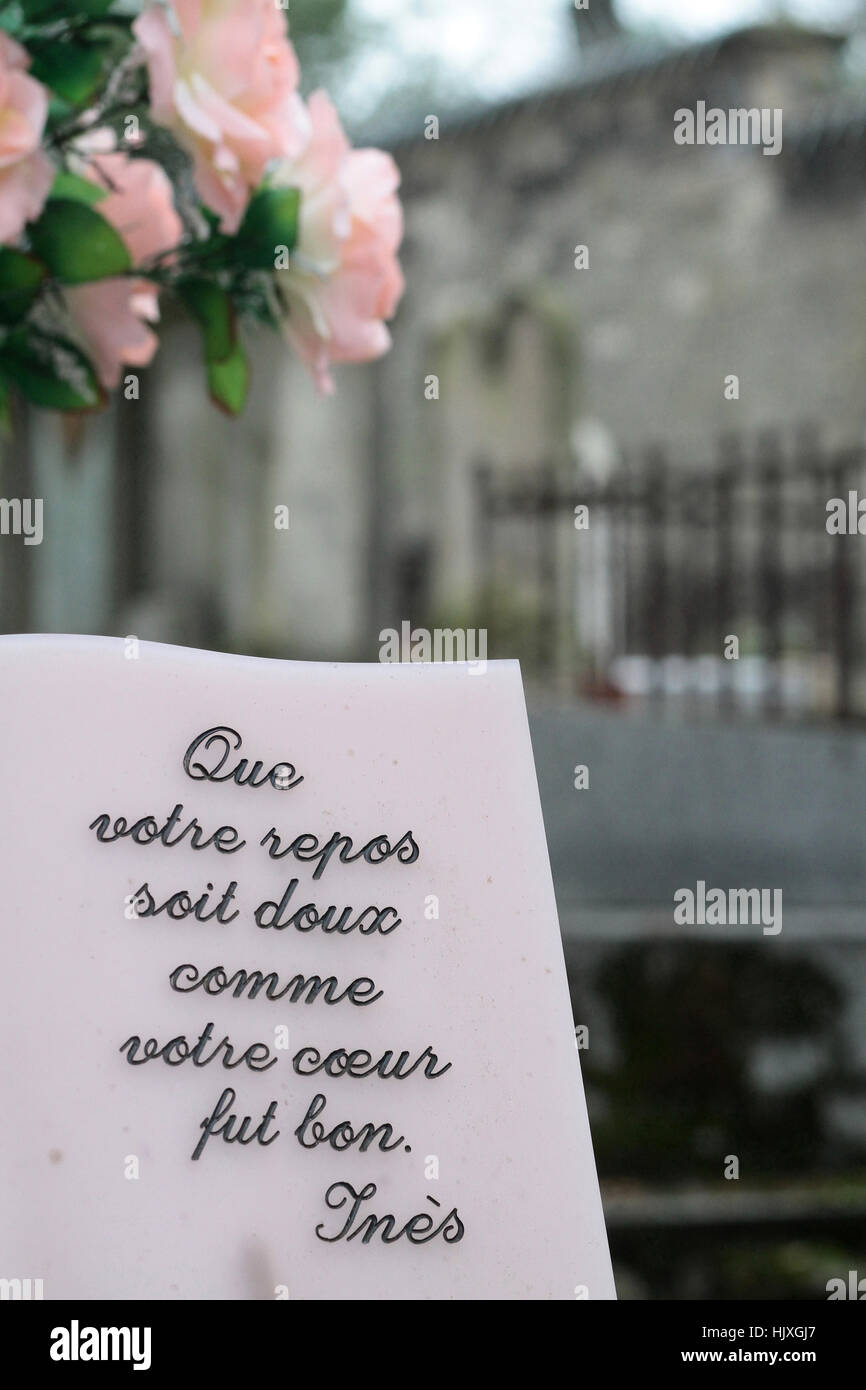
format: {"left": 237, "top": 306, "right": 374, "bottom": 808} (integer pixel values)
{"left": 0, "top": 331, "right": 104, "bottom": 411}
{"left": 235, "top": 186, "right": 299, "bottom": 268}
{"left": 207, "top": 340, "right": 248, "bottom": 415}
{"left": 177, "top": 278, "right": 236, "bottom": 362}
{"left": 178, "top": 277, "right": 246, "bottom": 412}
{"left": 29, "top": 199, "right": 130, "bottom": 284}
{"left": 29, "top": 38, "right": 108, "bottom": 106}
{"left": 0, "top": 248, "right": 46, "bottom": 325}
{"left": 0, "top": 5, "right": 24, "bottom": 40}
{"left": 49, "top": 170, "right": 106, "bottom": 205}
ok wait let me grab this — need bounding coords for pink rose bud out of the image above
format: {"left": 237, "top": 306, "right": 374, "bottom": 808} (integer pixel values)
{"left": 272, "top": 91, "right": 404, "bottom": 394}
{"left": 134, "top": 0, "right": 310, "bottom": 234}
{"left": 65, "top": 142, "right": 183, "bottom": 389}
{"left": 0, "top": 33, "right": 54, "bottom": 245}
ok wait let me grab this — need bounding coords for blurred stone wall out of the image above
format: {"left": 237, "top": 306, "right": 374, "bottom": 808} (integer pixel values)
{"left": 4, "top": 25, "right": 865, "bottom": 661}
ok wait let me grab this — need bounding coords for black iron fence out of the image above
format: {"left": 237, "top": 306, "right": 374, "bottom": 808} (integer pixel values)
{"left": 474, "top": 429, "right": 866, "bottom": 720}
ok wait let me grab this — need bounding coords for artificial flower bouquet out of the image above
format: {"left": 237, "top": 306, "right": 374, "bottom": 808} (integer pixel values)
{"left": 0, "top": 0, "right": 404, "bottom": 416}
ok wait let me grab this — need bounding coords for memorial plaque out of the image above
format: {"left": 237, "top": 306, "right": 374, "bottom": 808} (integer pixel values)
{"left": 0, "top": 635, "right": 614, "bottom": 1300}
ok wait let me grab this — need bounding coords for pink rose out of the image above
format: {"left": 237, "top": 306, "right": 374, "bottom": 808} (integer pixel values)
{"left": 65, "top": 146, "right": 183, "bottom": 389}
{"left": 134, "top": 0, "right": 310, "bottom": 234}
{"left": 0, "top": 33, "right": 53, "bottom": 244}
{"left": 274, "top": 91, "right": 404, "bottom": 395}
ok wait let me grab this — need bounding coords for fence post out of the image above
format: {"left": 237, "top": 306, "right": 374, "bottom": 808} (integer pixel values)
{"left": 758, "top": 431, "right": 784, "bottom": 719}
{"left": 0, "top": 395, "right": 33, "bottom": 632}
{"left": 537, "top": 458, "right": 558, "bottom": 682}
{"left": 644, "top": 446, "right": 668, "bottom": 705}
{"left": 715, "top": 437, "right": 741, "bottom": 717}
{"left": 830, "top": 450, "right": 856, "bottom": 720}
{"left": 794, "top": 426, "right": 825, "bottom": 710}
{"left": 473, "top": 458, "right": 494, "bottom": 616}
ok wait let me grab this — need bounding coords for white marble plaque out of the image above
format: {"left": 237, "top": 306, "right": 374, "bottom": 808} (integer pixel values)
{"left": 0, "top": 635, "right": 614, "bottom": 1300}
